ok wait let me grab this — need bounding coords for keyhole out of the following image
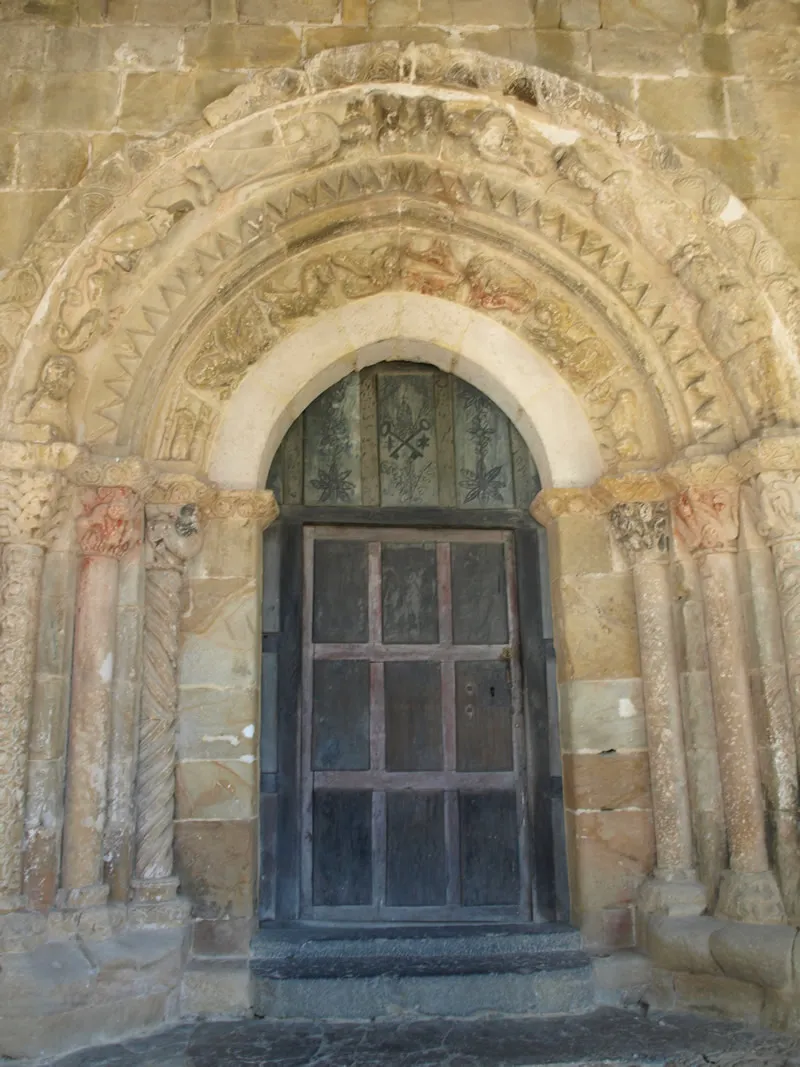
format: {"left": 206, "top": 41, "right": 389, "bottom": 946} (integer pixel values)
{"left": 489, "top": 685, "right": 495, "bottom": 698}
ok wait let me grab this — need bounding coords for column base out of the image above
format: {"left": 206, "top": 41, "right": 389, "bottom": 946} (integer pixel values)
{"left": 716, "top": 869, "right": 786, "bottom": 924}
{"left": 55, "top": 883, "right": 109, "bottom": 910}
{"left": 637, "top": 873, "right": 707, "bottom": 917}
{"left": 130, "top": 875, "right": 180, "bottom": 904}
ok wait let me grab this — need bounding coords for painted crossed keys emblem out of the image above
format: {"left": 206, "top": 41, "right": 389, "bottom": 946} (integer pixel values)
{"left": 380, "top": 394, "right": 432, "bottom": 460}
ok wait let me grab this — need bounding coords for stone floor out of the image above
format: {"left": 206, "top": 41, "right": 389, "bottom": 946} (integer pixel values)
{"left": 23, "top": 1009, "right": 800, "bottom": 1067}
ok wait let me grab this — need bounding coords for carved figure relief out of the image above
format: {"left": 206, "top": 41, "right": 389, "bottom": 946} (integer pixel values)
{"left": 161, "top": 393, "right": 218, "bottom": 466}
{"left": 0, "top": 265, "right": 43, "bottom": 384}
{"left": 13, "top": 354, "right": 76, "bottom": 443}
{"left": 673, "top": 486, "right": 740, "bottom": 554}
{"left": 51, "top": 249, "right": 117, "bottom": 354}
{"left": 185, "top": 297, "right": 273, "bottom": 398}
{"left": 76, "top": 487, "right": 139, "bottom": 560}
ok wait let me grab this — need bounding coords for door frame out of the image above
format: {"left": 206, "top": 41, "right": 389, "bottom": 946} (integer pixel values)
{"left": 263, "top": 506, "right": 560, "bottom": 925}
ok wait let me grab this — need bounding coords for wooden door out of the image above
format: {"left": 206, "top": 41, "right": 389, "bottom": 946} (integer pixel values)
{"left": 300, "top": 525, "right": 531, "bottom": 921}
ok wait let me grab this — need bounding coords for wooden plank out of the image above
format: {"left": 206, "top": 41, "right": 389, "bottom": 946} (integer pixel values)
{"left": 312, "top": 790, "right": 373, "bottom": 907}
{"left": 313, "top": 643, "right": 510, "bottom": 662}
{"left": 368, "top": 540, "right": 382, "bottom": 645}
{"left": 386, "top": 792, "right": 446, "bottom": 907}
{"left": 274, "top": 521, "right": 304, "bottom": 920}
{"left": 444, "top": 789, "right": 460, "bottom": 908}
{"left": 360, "top": 368, "right": 380, "bottom": 508}
{"left": 377, "top": 371, "right": 439, "bottom": 507}
{"left": 311, "top": 659, "right": 370, "bottom": 771}
{"left": 311, "top": 525, "right": 507, "bottom": 543}
{"left": 384, "top": 660, "right": 443, "bottom": 772}
{"left": 279, "top": 506, "right": 534, "bottom": 529}
{"left": 370, "top": 661, "right": 385, "bottom": 771}
{"left": 372, "top": 790, "right": 386, "bottom": 910}
{"left": 312, "top": 539, "right": 369, "bottom": 643}
{"left": 313, "top": 770, "right": 516, "bottom": 790}
{"left": 454, "top": 379, "right": 515, "bottom": 509}
{"left": 451, "top": 542, "right": 509, "bottom": 645}
{"left": 460, "top": 792, "right": 520, "bottom": 907}
{"left": 381, "top": 541, "right": 439, "bottom": 644}
{"left": 300, "top": 527, "right": 315, "bottom": 916}
{"left": 434, "top": 370, "right": 456, "bottom": 508}
{"left": 304, "top": 372, "right": 361, "bottom": 506}
{"left": 505, "top": 532, "right": 532, "bottom": 920}
{"left": 310, "top": 905, "right": 523, "bottom": 922}
{"left": 282, "top": 416, "right": 304, "bottom": 506}
{"left": 455, "top": 660, "right": 514, "bottom": 772}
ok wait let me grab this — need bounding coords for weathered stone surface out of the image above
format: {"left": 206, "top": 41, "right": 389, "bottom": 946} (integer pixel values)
{"left": 554, "top": 573, "right": 640, "bottom": 682}
{"left": 17, "top": 132, "right": 88, "bottom": 189}
{"left": 559, "top": 678, "right": 646, "bottom": 752}
{"left": 562, "top": 751, "right": 651, "bottom": 810}
{"left": 45, "top": 26, "right": 183, "bottom": 70}
{"left": 184, "top": 25, "right": 301, "bottom": 68}
{"left": 565, "top": 808, "right": 656, "bottom": 911}
{"left": 590, "top": 29, "right": 687, "bottom": 75}
{"left": 599, "top": 0, "right": 699, "bottom": 29}
{"left": 119, "top": 72, "right": 246, "bottom": 133}
{"left": 175, "top": 758, "right": 256, "bottom": 821}
{"left": 637, "top": 77, "right": 727, "bottom": 134}
{"left": 173, "top": 818, "right": 256, "bottom": 919}
{"left": 182, "top": 958, "right": 252, "bottom": 1016}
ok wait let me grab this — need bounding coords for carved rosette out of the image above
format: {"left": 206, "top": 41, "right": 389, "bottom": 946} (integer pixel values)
{"left": 76, "top": 486, "right": 140, "bottom": 560}
{"left": 672, "top": 486, "right": 739, "bottom": 555}
{"left": 609, "top": 501, "right": 670, "bottom": 565}
{"left": 134, "top": 505, "right": 203, "bottom": 888}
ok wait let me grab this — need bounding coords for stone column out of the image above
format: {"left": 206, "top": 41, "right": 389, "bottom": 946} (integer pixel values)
{"left": 673, "top": 474, "right": 785, "bottom": 923}
{"left": 609, "top": 499, "right": 705, "bottom": 917}
{"left": 0, "top": 445, "right": 71, "bottom": 912}
{"left": 60, "top": 486, "right": 141, "bottom": 909}
{"left": 132, "top": 503, "right": 203, "bottom": 906}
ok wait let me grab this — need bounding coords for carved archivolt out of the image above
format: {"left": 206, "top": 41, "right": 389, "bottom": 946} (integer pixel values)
{"left": 1, "top": 44, "right": 799, "bottom": 481}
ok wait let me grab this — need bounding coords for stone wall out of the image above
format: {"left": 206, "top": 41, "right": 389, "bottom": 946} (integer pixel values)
{"left": 2, "top": 0, "right": 800, "bottom": 266}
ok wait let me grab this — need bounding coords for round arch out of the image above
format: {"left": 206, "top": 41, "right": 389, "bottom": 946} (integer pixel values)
{"left": 208, "top": 296, "right": 603, "bottom": 491}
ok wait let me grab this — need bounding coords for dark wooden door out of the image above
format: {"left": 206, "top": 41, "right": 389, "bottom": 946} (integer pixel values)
{"left": 300, "top": 525, "right": 531, "bottom": 921}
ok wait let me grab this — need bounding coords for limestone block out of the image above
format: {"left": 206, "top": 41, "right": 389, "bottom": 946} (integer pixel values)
{"left": 0, "top": 26, "right": 48, "bottom": 68}
{"left": 38, "top": 73, "right": 120, "bottom": 129}
{"left": 177, "top": 687, "right": 258, "bottom": 760}
{"left": 727, "top": 0, "right": 800, "bottom": 27}
{"left": 589, "top": 30, "right": 687, "bottom": 75}
{"left": 82, "top": 928, "right": 187, "bottom": 1000}
{"left": 175, "top": 757, "right": 256, "bottom": 821}
{"left": 565, "top": 808, "right": 655, "bottom": 912}
{"left": 17, "top": 132, "right": 88, "bottom": 190}
{"left": 746, "top": 197, "right": 800, "bottom": 267}
{"left": 188, "top": 518, "right": 259, "bottom": 579}
{"left": 239, "top": 0, "right": 337, "bottom": 19}
{"left": 0, "top": 940, "right": 95, "bottom": 1016}
{"left": 646, "top": 915, "right": 723, "bottom": 976}
{"left": 184, "top": 25, "right": 302, "bottom": 69}
{"left": 561, "top": 0, "right": 601, "bottom": 27}
{"left": 0, "top": 137, "right": 14, "bottom": 188}
{"left": 371, "top": 0, "right": 420, "bottom": 25}
{"left": 563, "top": 751, "right": 651, "bottom": 811}
{"left": 682, "top": 32, "right": 735, "bottom": 75}
{"left": 120, "top": 72, "right": 246, "bottom": 134}
{"left": 109, "top": 0, "right": 210, "bottom": 22}
{"left": 461, "top": 29, "right": 591, "bottom": 75}
{"left": 304, "top": 25, "right": 449, "bottom": 57}
{"left": 342, "top": 0, "right": 369, "bottom": 22}
{"left": 0, "top": 990, "right": 175, "bottom": 1060}
{"left": 0, "top": 191, "right": 62, "bottom": 268}
{"left": 179, "top": 577, "right": 259, "bottom": 689}
{"left": 579, "top": 905, "right": 635, "bottom": 950}
{"left": 708, "top": 922, "right": 796, "bottom": 991}
{"left": 420, "top": 0, "right": 533, "bottom": 23}
{"left": 547, "top": 513, "right": 612, "bottom": 579}
{"left": 554, "top": 573, "right": 640, "bottom": 682}
{"left": 45, "top": 26, "right": 182, "bottom": 70}
{"left": 0, "top": 910, "right": 47, "bottom": 953}
{"left": 192, "top": 916, "right": 254, "bottom": 956}
{"left": 558, "top": 678, "right": 647, "bottom": 752}
{"left": 673, "top": 972, "right": 764, "bottom": 1024}
{"left": 637, "top": 77, "right": 727, "bottom": 135}
{"left": 181, "top": 958, "right": 252, "bottom": 1016}
{"left": 729, "top": 80, "right": 800, "bottom": 141}
{"left": 174, "top": 818, "right": 257, "bottom": 919}
{"left": 592, "top": 950, "right": 652, "bottom": 1007}
{"left": 599, "top": 0, "right": 699, "bottom": 29}
{"left": 0, "top": 0, "right": 76, "bottom": 24}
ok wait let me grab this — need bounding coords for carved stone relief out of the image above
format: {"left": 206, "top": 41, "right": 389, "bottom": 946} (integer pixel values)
{"left": 13, "top": 355, "right": 76, "bottom": 444}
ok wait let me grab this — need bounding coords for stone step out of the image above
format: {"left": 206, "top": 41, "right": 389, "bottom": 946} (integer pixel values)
{"left": 251, "top": 924, "right": 595, "bottom": 1020}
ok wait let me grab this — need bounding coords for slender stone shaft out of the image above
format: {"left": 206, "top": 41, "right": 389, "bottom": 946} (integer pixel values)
{"left": 60, "top": 488, "right": 139, "bottom": 907}
{"left": 674, "top": 485, "right": 784, "bottom": 922}
{"left": 610, "top": 501, "right": 702, "bottom": 915}
{"left": 133, "top": 504, "right": 202, "bottom": 901}
{"left": 0, "top": 464, "right": 62, "bottom": 912}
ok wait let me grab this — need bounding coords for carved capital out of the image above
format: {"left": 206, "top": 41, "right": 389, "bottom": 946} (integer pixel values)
{"left": 145, "top": 503, "right": 204, "bottom": 570}
{"left": 202, "top": 488, "right": 278, "bottom": 527}
{"left": 76, "top": 487, "right": 141, "bottom": 560}
{"left": 530, "top": 487, "right": 603, "bottom": 525}
{"left": 609, "top": 501, "right": 670, "bottom": 564}
{"left": 596, "top": 471, "right": 675, "bottom": 508}
{"left": 731, "top": 433, "right": 800, "bottom": 479}
{"left": 756, "top": 471, "right": 800, "bottom": 545}
{"left": 0, "top": 466, "right": 66, "bottom": 547}
{"left": 67, "top": 453, "right": 156, "bottom": 496}
{"left": 667, "top": 453, "right": 741, "bottom": 491}
{"left": 673, "top": 486, "right": 740, "bottom": 554}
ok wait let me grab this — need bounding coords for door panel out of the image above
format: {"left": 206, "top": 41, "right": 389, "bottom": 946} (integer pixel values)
{"left": 301, "top": 526, "right": 529, "bottom": 921}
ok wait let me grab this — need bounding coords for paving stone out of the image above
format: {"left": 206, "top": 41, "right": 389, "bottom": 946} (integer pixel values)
{"left": 27, "top": 1009, "right": 800, "bottom": 1067}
